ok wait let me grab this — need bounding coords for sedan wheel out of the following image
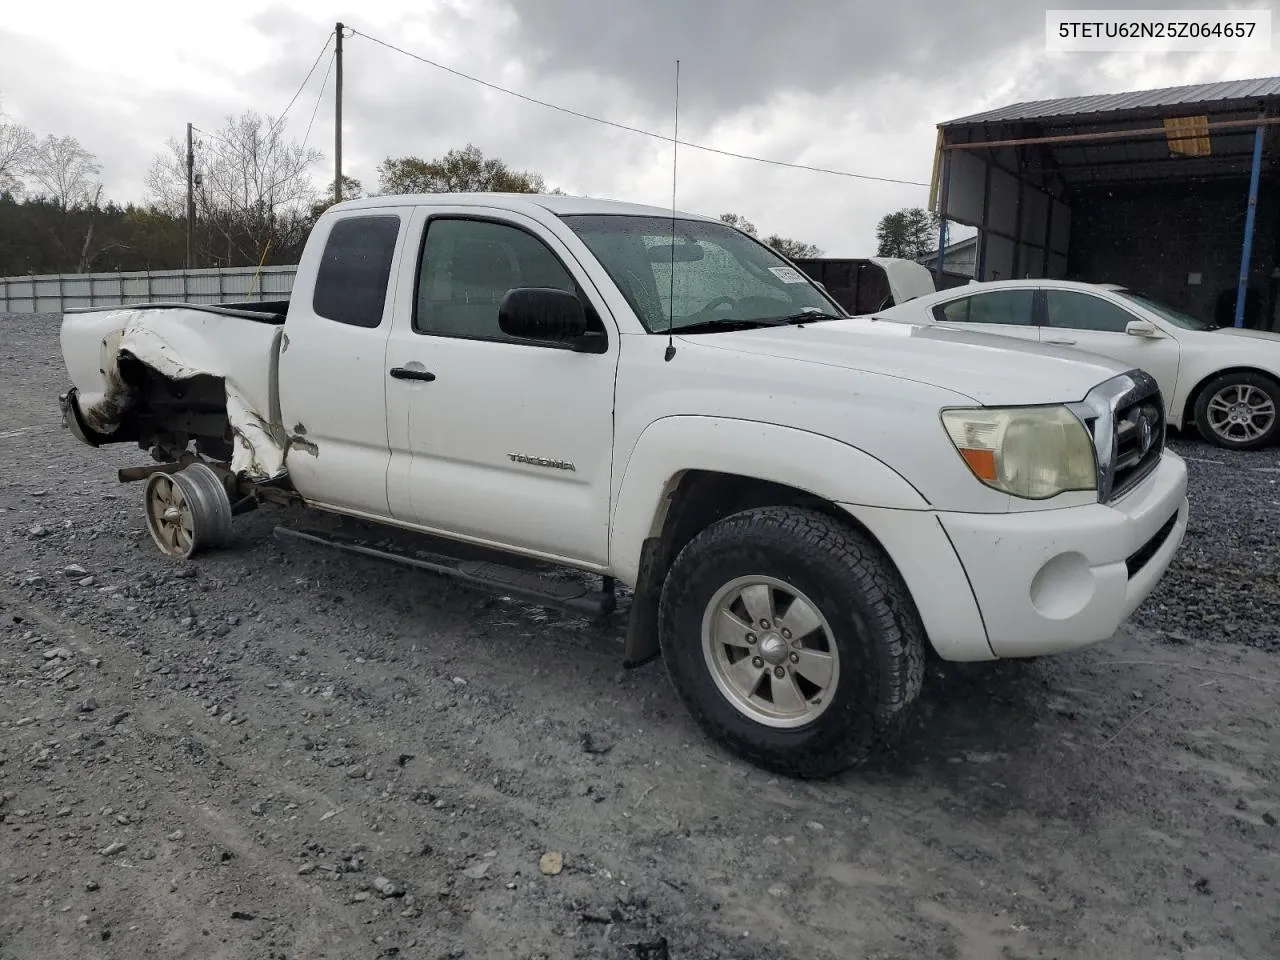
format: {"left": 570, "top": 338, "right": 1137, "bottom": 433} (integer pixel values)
{"left": 1195, "top": 373, "right": 1280, "bottom": 450}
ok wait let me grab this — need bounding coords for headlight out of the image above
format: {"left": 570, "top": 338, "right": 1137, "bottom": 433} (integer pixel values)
{"left": 941, "top": 405, "right": 1097, "bottom": 500}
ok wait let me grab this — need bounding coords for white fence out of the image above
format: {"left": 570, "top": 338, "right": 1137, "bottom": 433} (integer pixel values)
{"left": 0, "top": 265, "right": 299, "bottom": 314}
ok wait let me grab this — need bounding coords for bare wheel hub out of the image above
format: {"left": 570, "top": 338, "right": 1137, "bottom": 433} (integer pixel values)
{"left": 143, "top": 463, "right": 233, "bottom": 559}
{"left": 701, "top": 575, "right": 840, "bottom": 729}
{"left": 758, "top": 634, "right": 788, "bottom": 665}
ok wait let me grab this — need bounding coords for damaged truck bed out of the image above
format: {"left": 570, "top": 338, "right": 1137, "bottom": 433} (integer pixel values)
{"left": 60, "top": 301, "right": 291, "bottom": 479}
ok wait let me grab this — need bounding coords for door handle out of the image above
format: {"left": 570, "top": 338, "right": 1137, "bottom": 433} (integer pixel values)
{"left": 1044, "top": 338, "right": 1077, "bottom": 346}
{"left": 389, "top": 367, "right": 436, "bottom": 382}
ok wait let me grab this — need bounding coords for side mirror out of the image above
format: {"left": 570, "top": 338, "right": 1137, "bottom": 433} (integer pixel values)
{"left": 498, "top": 287, "right": 588, "bottom": 343}
{"left": 1125, "top": 319, "right": 1162, "bottom": 338}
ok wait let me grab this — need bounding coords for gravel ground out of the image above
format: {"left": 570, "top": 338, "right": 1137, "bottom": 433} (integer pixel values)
{"left": 2, "top": 310, "right": 1279, "bottom": 960}
{"left": 1129, "top": 439, "right": 1280, "bottom": 651}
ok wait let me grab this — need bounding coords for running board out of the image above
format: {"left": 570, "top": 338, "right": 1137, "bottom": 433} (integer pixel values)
{"left": 273, "top": 526, "right": 617, "bottom": 619}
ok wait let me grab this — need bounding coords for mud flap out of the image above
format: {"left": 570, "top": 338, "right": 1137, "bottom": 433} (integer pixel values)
{"left": 622, "top": 537, "right": 663, "bottom": 669}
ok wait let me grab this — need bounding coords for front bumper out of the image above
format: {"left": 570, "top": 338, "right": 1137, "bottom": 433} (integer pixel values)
{"left": 938, "top": 450, "right": 1189, "bottom": 658}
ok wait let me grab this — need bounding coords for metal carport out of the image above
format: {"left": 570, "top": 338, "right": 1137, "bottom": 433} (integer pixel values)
{"left": 930, "top": 77, "right": 1280, "bottom": 330}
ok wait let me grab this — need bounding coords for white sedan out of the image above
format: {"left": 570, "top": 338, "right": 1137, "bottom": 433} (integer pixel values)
{"left": 872, "top": 279, "right": 1280, "bottom": 450}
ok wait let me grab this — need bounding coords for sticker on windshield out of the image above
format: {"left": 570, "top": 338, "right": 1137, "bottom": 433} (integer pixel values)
{"left": 768, "top": 266, "right": 808, "bottom": 284}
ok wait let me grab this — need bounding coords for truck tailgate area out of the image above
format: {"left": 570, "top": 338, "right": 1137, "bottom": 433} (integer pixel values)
{"left": 60, "top": 306, "right": 286, "bottom": 478}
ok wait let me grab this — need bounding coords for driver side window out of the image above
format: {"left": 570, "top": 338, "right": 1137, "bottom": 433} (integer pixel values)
{"left": 1044, "top": 290, "right": 1137, "bottom": 333}
{"left": 415, "top": 218, "right": 587, "bottom": 342}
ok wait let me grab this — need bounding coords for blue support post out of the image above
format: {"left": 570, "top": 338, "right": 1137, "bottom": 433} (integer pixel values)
{"left": 1234, "top": 124, "right": 1265, "bottom": 328}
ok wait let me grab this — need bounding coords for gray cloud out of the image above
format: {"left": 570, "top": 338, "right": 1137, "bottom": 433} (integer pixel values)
{"left": 505, "top": 0, "right": 1177, "bottom": 121}
{"left": 508, "top": 1, "right": 1019, "bottom": 121}
{"left": 2, "top": 0, "right": 1275, "bottom": 258}
{"left": 0, "top": 28, "right": 226, "bottom": 201}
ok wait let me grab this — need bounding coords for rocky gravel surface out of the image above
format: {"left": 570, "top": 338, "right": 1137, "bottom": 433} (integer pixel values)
{"left": 2, "top": 310, "right": 1279, "bottom": 959}
{"left": 1130, "top": 441, "right": 1280, "bottom": 651}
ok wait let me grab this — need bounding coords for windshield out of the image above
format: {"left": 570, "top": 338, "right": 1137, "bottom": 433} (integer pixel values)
{"left": 560, "top": 214, "right": 844, "bottom": 332}
{"left": 1114, "top": 289, "right": 1219, "bottom": 331}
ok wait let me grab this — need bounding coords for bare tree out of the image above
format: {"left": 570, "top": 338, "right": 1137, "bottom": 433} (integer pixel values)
{"left": 0, "top": 102, "right": 35, "bottom": 194}
{"left": 76, "top": 183, "right": 108, "bottom": 272}
{"left": 25, "top": 135, "right": 100, "bottom": 211}
{"left": 147, "top": 111, "right": 322, "bottom": 265}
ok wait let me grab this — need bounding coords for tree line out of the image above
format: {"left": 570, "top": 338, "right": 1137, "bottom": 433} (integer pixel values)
{"left": 0, "top": 101, "right": 826, "bottom": 278}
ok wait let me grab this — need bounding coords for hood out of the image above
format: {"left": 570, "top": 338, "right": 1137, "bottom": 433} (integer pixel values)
{"left": 1210, "top": 326, "right": 1280, "bottom": 343}
{"left": 680, "top": 317, "right": 1131, "bottom": 406}
{"left": 868, "top": 257, "right": 937, "bottom": 305}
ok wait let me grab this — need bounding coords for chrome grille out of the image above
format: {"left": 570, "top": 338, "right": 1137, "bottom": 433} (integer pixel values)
{"left": 1069, "top": 370, "right": 1165, "bottom": 504}
{"left": 1111, "top": 392, "right": 1165, "bottom": 499}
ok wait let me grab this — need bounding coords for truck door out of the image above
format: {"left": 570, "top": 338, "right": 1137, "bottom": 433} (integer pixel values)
{"left": 383, "top": 206, "right": 619, "bottom": 566}
{"left": 277, "top": 209, "right": 408, "bottom": 517}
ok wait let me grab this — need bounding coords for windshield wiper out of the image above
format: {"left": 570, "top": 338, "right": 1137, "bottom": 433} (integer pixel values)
{"left": 674, "top": 311, "right": 843, "bottom": 335}
{"left": 673, "top": 317, "right": 792, "bottom": 334}
{"left": 767, "top": 311, "right": 844, "bottom": 325}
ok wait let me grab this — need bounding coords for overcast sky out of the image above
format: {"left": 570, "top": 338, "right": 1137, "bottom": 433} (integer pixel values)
{"left": 1, "top": 0, "right": 1277, "bottom": 255}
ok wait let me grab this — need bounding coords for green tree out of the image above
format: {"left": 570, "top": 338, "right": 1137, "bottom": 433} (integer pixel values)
{"left": 718, "top": 212, "right": 822, "bottom": 259}
{"left": 378, "top": 144, "right": 548, "bottom": 194}
{"left": 875, "top": 207, "right": 939, "bottom": 259}
{"left": 310, "top": 175, "right": 365, "bottom": 220}
{"left": 718, "top": 212, "right": 758, "bottom": 236}
{"left": 763, "top": 235, "right": 822, "bottom": 259}
{"left": 331, "top": 175, "right": 364, "bottom": 201}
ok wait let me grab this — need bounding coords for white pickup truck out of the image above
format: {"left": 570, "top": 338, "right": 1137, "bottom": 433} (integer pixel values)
{"left": 58, "top": 193, "right": 1189, "bottom": 778}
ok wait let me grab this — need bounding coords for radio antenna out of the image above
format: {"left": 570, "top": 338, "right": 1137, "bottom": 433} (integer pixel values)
{"left": 664, "top": 59, "right": 680, "bottom": 362}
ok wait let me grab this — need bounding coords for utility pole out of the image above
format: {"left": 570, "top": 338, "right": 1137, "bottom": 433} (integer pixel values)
{"left": 335, "top": 22, "right": 344, "bottom": 204}
{"left": 185, "top": 122, "right": 195, "bottom": 268}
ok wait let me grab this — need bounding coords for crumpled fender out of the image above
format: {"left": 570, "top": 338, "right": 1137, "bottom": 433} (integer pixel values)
{"left": 68, "top": 308, "right": 287, "bottom": 479}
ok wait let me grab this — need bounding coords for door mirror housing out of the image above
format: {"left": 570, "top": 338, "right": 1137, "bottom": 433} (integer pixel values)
{"left": 498, "top": 287, "right": 589, "bottom": 344}
{"left": 1125, "top": 319, "right": 1162, "bottom": 339}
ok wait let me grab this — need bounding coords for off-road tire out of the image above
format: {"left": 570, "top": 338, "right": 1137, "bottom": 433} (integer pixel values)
{"left": 658, "top": 506, "right": 926, "bottom": 778}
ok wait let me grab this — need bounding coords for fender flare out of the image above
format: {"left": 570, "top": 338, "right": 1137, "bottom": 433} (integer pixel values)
{"left": 608, "top": 416, "right": 930, "bottom": 586}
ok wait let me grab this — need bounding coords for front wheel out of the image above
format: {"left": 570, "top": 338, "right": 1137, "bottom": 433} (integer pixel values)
{"left": 1194, "top": 372, "right": 1280, "bottom": 450}
{"left": 658, "top": 506, "right": 925, "bottom": 778}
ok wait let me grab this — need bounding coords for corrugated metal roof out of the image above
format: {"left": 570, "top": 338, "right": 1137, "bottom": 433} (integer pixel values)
{"left": 944, "top": 76, "right": 1280, "bottom": 127}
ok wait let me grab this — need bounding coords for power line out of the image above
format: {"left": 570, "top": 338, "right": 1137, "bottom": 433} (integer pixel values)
{"left": 302, "top": 51, "right": 337, "bottom": 155}
{"left": 191, "top": 36, "right": 333, "bottom": 183}
{"left": 189, "top": 124, "right": 237, "bottom": 151}
{"left": 267, "top": 34, "right": 334, "bottom": 138}
{"left": 347, "top": 26, "right": 929, "bottom": 188}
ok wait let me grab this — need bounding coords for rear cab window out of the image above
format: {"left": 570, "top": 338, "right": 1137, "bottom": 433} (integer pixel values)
{"left": 312, "top": 215, "right": 402, "bottom": 328}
